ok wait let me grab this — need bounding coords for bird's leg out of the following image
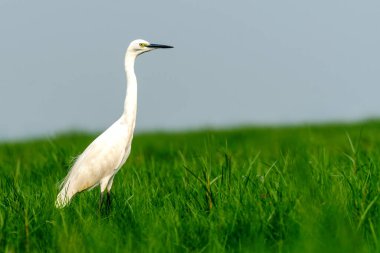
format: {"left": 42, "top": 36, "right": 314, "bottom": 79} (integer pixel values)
{"left": 105, "top": 176, "right": 114, "bottom": 213}
{"left": 106, "top": 191, "right": 112, "bottom": 212}
{"left": 99, "top": 191, "right": 105, "bottom": 211}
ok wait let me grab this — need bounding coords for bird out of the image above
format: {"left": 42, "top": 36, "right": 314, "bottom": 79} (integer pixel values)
{"left": 55, "top": 39, "right": 173, "bottom": 209}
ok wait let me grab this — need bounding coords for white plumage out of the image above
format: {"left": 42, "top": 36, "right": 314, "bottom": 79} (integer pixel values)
{"left": 55, "top": 39, "right": 173, "bottom": 208}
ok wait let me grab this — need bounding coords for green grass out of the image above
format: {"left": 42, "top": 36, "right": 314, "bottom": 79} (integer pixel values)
{"left": 1, "top": 121, "right": 380, "bottom": 252}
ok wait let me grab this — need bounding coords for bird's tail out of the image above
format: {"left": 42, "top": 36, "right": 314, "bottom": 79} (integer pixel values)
{"left": 55, "top": 177, "right": 74, "bottom": 208}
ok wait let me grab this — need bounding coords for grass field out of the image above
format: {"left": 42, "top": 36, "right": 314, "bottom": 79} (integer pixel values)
{"left": 1, "top": 121, "right": 380, "bottom": 252}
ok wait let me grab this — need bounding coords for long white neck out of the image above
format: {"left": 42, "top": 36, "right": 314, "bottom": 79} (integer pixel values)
{"left": 122, "top": 53, "right": 138, "bottom": 126}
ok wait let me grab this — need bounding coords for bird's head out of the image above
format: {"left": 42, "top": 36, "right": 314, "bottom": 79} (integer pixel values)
{"left": 127, "top": 39, "right": 173, "bottom": 56}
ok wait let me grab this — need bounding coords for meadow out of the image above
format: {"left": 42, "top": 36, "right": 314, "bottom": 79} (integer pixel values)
{"left": 1, "top": 121, "right": 380, "bottom": 252}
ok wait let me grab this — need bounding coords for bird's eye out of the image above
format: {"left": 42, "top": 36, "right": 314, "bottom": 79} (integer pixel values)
{"left": 139, "top": 43, "right": 146, "bottom": 47}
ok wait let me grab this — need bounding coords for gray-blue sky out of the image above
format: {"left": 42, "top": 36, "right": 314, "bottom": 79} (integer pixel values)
{"left": 1, "top": 0, "right": 379, "bottom": 140}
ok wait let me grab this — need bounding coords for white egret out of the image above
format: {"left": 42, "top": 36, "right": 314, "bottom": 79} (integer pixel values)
{"left": 55, "top": 39, "right": 173, "bottom": 209}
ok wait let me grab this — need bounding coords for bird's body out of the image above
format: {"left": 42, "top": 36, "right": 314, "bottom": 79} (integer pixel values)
{"left": 55, "top": 39, "right": 172, "bottom": 208}
{"left": 56, "top": 117, "right": 133, "bottom": 207}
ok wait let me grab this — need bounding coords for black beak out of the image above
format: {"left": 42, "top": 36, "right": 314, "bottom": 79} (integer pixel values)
{"left": 147, "top": 43, "right": 173, "bottom": 49}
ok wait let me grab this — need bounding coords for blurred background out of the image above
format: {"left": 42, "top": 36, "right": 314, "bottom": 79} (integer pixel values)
{"left": 0, "top": 0, "right": 379, "bottom": 140}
